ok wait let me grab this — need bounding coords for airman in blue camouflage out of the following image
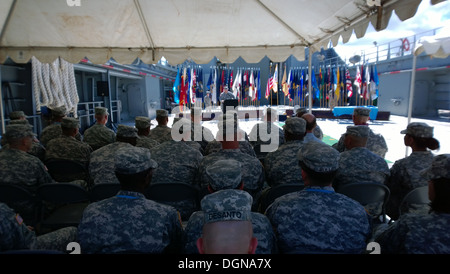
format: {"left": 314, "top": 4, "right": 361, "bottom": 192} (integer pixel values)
{"left": 184, "top": 159, "right": 277, "bottom": 254}
{"left": 376, "top": 154, "right": 450, "bottom": 254}
{"left": 386, "top": 122, "right": 440, "bottom": 220}
{"left": 149, "top": 118, "right": 203, "bottom": 220}
{"left": 78, "top": 145, "right": 183, "bottom": 254}
{"left": 266, "top": 141, "right": 372, "bottom": 254}
{"left": 333, "top": 125, "right": 390, "bottom": 191}
{"left": 197, "top": 112, "right": 265, "bottom": 210}
{"left": 83, "top": 107, "right": 116, "bottom": 150}
{"left": 0, "top": 202, "right": 77, "bottom": 252}
{"left": 264, "top": 117, "right": 307, "bottom": 187}
{"left": 332, "top": 126, "right": 390, "bottom": 217}
{"left": 196, "top": 189, "right": 258, "bottom": 254}
{"left": 332, "top": 107, "right": 388, "bottom": 158}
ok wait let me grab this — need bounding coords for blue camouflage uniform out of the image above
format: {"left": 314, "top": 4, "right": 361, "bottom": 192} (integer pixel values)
{"left": 78, "top": 146, "right": 183, "bottom": 254}
{"left": 266, "top": 142, "right": 372, "bottom": 254}
{"left": 376, "top": 154, "right": 450, "bottom": 254}
{"left": 183, "top": 160, "right": 277, "bottom": 254}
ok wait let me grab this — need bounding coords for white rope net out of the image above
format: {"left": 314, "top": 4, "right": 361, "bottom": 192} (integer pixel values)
{"left": 32, "top": 56, "right": 79, "bottom": 117}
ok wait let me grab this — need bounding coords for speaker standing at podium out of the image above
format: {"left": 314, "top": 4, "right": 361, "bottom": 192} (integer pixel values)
{"left": 219, "top": 86, "right": 236, "bottom": 103}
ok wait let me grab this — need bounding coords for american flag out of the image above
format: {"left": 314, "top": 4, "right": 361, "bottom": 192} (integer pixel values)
{"left": 346, "top": 69, "right": 353, "bottom": 98}
{"left": 265, "top": 74, "right": 273, "bottom": 99}
{"left": 354, "top": 66, "right": 362, "bottom": 95}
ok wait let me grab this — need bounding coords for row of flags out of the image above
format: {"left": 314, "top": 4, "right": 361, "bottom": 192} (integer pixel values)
{"left": 172, "top": 63, "right": 380, "bottom": 104}
{"left": 173, "top": 66, "right": 204, "bottom": 105}
{"left": 173, "top": 66, "right": 262, "bottom": 104}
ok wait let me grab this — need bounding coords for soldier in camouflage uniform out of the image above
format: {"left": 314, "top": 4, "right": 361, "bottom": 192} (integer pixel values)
{"left": 1, "top": 119, "right": 46, "bottom": 162}
{"left": 135, "top": 116, "right": 160, "bottom": 150}
{"left": 0, "top": 202, "right": 77, "bottom": 252}
{"left": 78, "top": 145, "right": 183, "bottom": 254}
{"left": 83, "top": 107, "right": 116, "bottom": 150}
{"left": 184, "top": 159, "right": 277, "bottom": 254}
{"left": 218, "top": 86, "right": 236, "bottom": 103}
{"left": 204, "top": 127, "right": 256, "bottom": 157}
{"left": 264, "top": 117, "right": 306, "bottom": 187}
{"left": 89, "top": 124, "right": 138, "bottom": 185}
{"left": 333, "top": 125, "right": 390, "bottom": 191}
{"left": 0, "top": 124, "right": 54, "bottom": 193}
{"left": 266, "top": 141, "right": 372, "bottom": 254}
{"left": 386, "top": 122, "right": 440, "bottom": 220}
{"left": 190, "top": 107, "right": 215, "bottom": 153}
{"left": 149, "top": 118, "right": 203, "bottom": 220}
{"left": 39, "top": 106, "right": 82, "bottom": 148}
{"left": 332, "top": 107, "right": 388, "bottom": 158}
{"left": 45, "top": 117, "right": 93, "bottom": 165}
{"left": 248, "top": 107, "right": 285, "bottom": 160}
{"left": 295, "top": 107, "right": 323, "bottom": 140}
{"left": 149, "top": 109, "right": 173, "bottom": 144}
{"left": 376, "top": 154, "right": 450, "bottom": 254}
{"left": 196, "top": 189, "right": 258, "bottom": 254}
{"left": 197, "top": 112, "right": 265, "bottom": 211}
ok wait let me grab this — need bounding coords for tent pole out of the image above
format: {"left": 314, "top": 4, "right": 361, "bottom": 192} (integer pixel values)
{"left": 308, "top": 48, "right": 313, "bottom": 114}
{"left": 405, "top": 54, "right": 417, "bottom": 157}
{"left": 0, "top": 66, "right": 5, "bottom": 134}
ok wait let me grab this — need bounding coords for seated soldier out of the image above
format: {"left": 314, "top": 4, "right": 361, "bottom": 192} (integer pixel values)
{"left": 78, "top": 146, "right": 183, "bottom": 254}
{"left": 196, "top": 189, "right": 258, "bottom": 254}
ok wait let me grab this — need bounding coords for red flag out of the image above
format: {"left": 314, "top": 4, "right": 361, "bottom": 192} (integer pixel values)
{"left": 346, "top": 69, "right": 353, "bottom": 98}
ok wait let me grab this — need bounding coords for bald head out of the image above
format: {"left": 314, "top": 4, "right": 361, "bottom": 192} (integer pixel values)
{"left": 301, "top": 113, "right": 317, "bottom": 132}
{"left": 197, "top": 220, "right": 257, "bottom": 254}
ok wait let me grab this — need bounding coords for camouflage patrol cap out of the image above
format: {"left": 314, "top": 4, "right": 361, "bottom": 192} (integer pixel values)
{"left": 353, "top": 107, "right": 371, "bottom": 117}
{"left": 9, "top": 120, "right": 30, "bottom": 125}
{"left": 201, "top": 189, "right": 252, "bottom": 224}
{"left": 9, "top": 111, "right": 26, "bottom": 120}
{"left": 298, "top": 141, "right": 340, "bottom": 173}
{"left": 420, "top": 154, "right": 450, "bottom": 180}
{"left": 116, "top": 124, "right": 138, "bottom": 138}
{"left": 4, "top": 124, "right": 36, "bottom": 141}
{"left": 400, "top": 122, "right": 434, "bottom": 138}
{"left": 51, "top": 106, "right": 67, "bottom": 117}
{"left": 61, "top": 117, "right": 80, "bottom": 129}
{"left": 95, "top": 107, "right": 109, "bottom": 116}
{"left": 346, "top": 125, "right": 370, "bottom": 138}
{"left": 156, "top": 109, "right": 169, "bottom": 118}
{"left": 283, "top": 117, "right": 306, "bottom": 136}
{"left": 135, "top": 116, "right": 152, "bottom": 129}
{"left": 206, "top": 159, "right": 242, "bottom": 190}
{"left": 115, "top": 146, "right": 157, "bottom": 175}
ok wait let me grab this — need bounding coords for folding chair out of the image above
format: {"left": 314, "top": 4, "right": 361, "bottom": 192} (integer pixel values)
{"left": 337, "top": 183, "right": 390, "bottom": 223}
{"left": 90, "top": 183, "right": 121, "bottom": 202}
{"left": 399, "top": 186, "right": 430, "bottom": 216}
{"left": 44, "top": 158, "right": 90, "bottom": 184}
{"left": 37, "top": 183, "right": 90, "bottom": 233}
{"left": 145, "top": 183, "right": 200, "bottom": 221}
{"left": 258, "top": 184, "right": 304, "bottom": 213}
{"left": 0, "top": 184, "right": 41, "bottom": 226}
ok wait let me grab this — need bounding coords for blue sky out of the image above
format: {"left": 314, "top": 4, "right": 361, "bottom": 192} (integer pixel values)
{"left": 333, "top": 0, "right": 450, "bottom": 60}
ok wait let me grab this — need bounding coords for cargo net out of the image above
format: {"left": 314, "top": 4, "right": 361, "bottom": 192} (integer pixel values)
{"left": 32, "top": 56, "right": 79, "bottom": 117}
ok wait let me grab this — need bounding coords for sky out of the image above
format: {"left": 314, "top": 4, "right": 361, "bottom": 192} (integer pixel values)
{"left": 333, "top": 0, "right": 450, "bottom": 61}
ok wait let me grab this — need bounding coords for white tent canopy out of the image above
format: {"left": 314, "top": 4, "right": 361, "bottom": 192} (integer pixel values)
{"left": 405, "top": 26, "right": 450, "bottom": 156}
{"left": 0, "top": 0, "right": 443, "bottom": 65}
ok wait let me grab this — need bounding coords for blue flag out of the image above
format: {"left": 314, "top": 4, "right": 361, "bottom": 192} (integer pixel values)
{"left": 173, "top": 67, "right": 181, "bottom": 104}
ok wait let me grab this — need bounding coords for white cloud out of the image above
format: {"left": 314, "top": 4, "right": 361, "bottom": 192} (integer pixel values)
{"left": 334, "top": 0, "right": 450, "bottom": 62}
